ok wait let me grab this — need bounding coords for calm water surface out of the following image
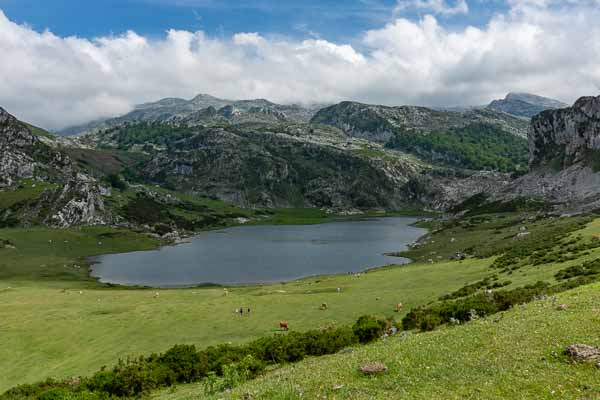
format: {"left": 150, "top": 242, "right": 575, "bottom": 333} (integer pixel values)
{"left": 90, "top": 217, "right": 426, "bottom": 287}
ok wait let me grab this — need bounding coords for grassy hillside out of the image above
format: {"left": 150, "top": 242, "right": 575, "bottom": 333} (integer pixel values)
{"left": 158, "top": 281, "right": 600, "bottom": 399}
{"left": 1, "top": 214, "right": 598, "bottom": 395}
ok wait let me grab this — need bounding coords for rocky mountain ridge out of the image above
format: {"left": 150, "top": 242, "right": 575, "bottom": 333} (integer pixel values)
{"left": 59, "top": 95, "right": 322, "bottom": 136}
{"left": 488, "top": 92, "right": 568, "bottom": 118}
{"left": 311, "top": 101, "right": 530, "bottom": 141}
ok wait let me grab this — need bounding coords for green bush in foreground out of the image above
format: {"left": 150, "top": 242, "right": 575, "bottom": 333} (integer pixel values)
{"left": 352, "top": 315, "right": 390, "bottom": 344}
{"left": 403, "top": 259, "right": 600, "bottom": 332}
{"left": 2, "top": 325, "right": 359, "bottom": 399}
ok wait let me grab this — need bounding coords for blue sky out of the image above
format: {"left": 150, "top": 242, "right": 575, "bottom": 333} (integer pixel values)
{"left": 0, "top": 0, "right": 597, "bottom": 129}
{"left": 0, "top": 0, "right": 507, "bottom": 41}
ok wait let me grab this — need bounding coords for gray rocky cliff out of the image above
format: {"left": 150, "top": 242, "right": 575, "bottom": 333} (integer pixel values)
{"left": 0, "top": 107, "right": 112, "bottom": 227}
{"left": 529, "top": 95, "right": 600, "bottom": 168}
{"left": 499, "top": 95, "right": 600, "bottom": 212}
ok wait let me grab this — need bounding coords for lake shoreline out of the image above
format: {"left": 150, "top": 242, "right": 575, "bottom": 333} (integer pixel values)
{"left": 89, "top": 216, "right": 429, "bottom": 289}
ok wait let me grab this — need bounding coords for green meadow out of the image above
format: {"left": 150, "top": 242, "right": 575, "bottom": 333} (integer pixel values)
{"left": 0, "top": 214, "right": 599, "bottom": 396}
{"left": 159, "top": 280, "right": 600, "bottom": 400}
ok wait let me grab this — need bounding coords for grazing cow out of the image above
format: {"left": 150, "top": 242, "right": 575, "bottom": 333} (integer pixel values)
{"left": 320, "top": 303, "right": 328, "bottom": 310}
{"left": 279, "top": 321, "right": 289, "bottom": 331}
{"left": 154, "top": 292, "right": 160, "bottom": 299}
{"left": 395, "top": 303, "right": 403, "bottom": 312}
{"left": 592, "top": 235, "right": 600, "bottom": 242}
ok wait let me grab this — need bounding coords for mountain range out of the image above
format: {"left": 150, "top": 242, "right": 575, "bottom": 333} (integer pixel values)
{"left": 59, "top": 92, "right": 566, "bottom": 137}
{"left": 3, "top": 91, "right": 597, "bottom": 230}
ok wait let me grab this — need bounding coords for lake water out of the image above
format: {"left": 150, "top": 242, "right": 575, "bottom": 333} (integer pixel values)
{"left": 90, "top": 217, "right": 426, "bottom": 287}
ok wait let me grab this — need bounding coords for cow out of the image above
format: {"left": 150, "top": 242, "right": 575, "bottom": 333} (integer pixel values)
{"left": 320, "top": 303, "right": 328, "bottom": 310}
{"left": 592, "top": 235, "right": 600, "bottom": 242}
{"left": 279, "top": 321, "right": 289, "bottom": 331}
{"left": 394, "top": 303, "right": 403, "bottom": 312}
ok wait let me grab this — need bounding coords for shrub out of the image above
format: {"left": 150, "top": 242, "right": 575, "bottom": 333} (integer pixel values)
{"left": 555, "top": 258, "right": 600, "bottom": 280}
{"left": 352, "top": 315, "right": 389, "bottom": 344}
{"left": 4, "top": 322, "right": 362, "bottom": 399}
{"left": 104, "top": 174, "right": 127, "bottom": 191}
{"left": 159, "top": 345, "right": 208, "bottom": 383}
{"left": 403, "top": 281, "right": 552, "bottom": 331}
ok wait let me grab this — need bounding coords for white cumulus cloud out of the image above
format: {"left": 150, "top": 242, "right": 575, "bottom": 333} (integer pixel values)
{"left": 0, "top": 1, "right": 599, "bottom": 130}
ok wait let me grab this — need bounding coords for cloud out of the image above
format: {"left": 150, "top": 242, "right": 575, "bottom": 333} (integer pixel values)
{"left": 395, "top": 0, "right": 469, "bottom": 16}
{"left": 0, "top": 1, "right": 599, "bottom": 129}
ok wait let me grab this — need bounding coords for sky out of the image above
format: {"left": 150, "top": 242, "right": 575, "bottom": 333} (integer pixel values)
{"left": 0, "top": 0, "right": 599, "bottom": 129}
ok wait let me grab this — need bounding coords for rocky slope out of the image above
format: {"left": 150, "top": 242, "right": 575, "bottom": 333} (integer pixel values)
{"left": 60, "top": 94, "right": 321, "bottom": 136}
{"left": 311, "top": 101, "right": 529, "bottom": 141}
{"left": 529, "top": 95, "right": 600, "bottom": 168}
{"left": 0, "top": 107, "right": 111, "bottom": 227}
{"left": 88, "top": 123, "right": 428, "bottom": 210}
{"left": 499, "top": 95, "right": 600, "bottom": 212}
{"left": 488, "top": 92, "right": 568, "bottom": 118}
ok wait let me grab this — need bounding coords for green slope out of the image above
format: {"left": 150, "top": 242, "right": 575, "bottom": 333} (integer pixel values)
{"left": 160, "top": 281, "right": 600, "bottom": 399}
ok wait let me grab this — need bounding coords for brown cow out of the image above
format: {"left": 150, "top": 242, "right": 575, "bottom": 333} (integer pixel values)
{"left": 394, "top": 303, "right": 403, "bottom": 312}
{"left": 592, "top": 235, "right": 600, "bottom": 242}
{"left": 320, "top": 303, "right": 328, "bottom": 310}
{"left": 279, "top": 321, "right": 289, "bottom": 331}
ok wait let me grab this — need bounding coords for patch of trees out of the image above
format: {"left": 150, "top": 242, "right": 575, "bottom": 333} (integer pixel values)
{"left": 385, "top": 123, "right": 529, "bottom": 172}
{"left": 106, "top": 123, "right": 197, "bottom": 149}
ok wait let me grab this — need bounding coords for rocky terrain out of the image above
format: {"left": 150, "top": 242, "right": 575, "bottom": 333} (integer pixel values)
{"left": 60, "top": 94, "right": 322, "bottom": 136}
{"left": 4, "top": 92, "right": 599, "bottom": 227}
{"left": 488, "top": 92, "right": 568, "bottom": 118}
{"left": 498, "top": 95, "right": 600, "bottom": 212}
{"left": 311, "top": 101, "right": 530, "bottom": 141}
{"left": 0, "top": 107, "right": 111, "bottom": 227}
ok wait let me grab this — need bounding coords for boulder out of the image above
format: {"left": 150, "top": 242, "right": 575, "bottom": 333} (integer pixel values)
{"left": 565, "top": 344, "right": 600, "bottom": 363}
{"left": 359, "top": 362, "right": 388, "bottom": 375}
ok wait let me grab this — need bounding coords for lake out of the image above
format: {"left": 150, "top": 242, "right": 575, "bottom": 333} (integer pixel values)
{"left": 90, "top": 217, "right": 426, "bottom": 287}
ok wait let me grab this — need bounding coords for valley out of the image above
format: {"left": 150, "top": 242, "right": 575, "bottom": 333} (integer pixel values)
{"left": 1, "top": 91, "right": 600, "bottom": 399}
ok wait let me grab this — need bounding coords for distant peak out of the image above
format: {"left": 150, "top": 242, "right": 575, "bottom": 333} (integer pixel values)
{"left": 191, "top": 93, "right": 221, "bottom": 101}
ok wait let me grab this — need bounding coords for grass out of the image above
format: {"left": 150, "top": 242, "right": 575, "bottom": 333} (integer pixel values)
{"left": 1, "top": 214, "right": 599, "bottom": 394}
{"left": 24, "top": 123, "right": 54, "bottom": 138}
{"left": 0, "top": 179, "right": 57, "bottom": 210}
{"left": 157, "top": 281, "right": 600, "bottom": 400}
{"left": 0, "top": 255, "right": 496, "bottom": 392}
{"left": 0, "top": 226, "right": 161, "bottom": 287}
